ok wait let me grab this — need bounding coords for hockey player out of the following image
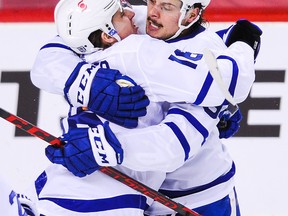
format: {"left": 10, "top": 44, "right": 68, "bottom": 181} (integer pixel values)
{"left": 28, "top": 0, "right": 261, "bottom": 215}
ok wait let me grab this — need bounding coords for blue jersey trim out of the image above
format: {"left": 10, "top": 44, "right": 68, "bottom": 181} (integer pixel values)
{"left": 168, "top": 108, "right": 209, "bottom": 145}
{"left": 159, "top": 162, "right": 236, "bottom": 198}
{"left": 34, "top": 171, "right": 47, "bottom": 197}
{"left": 164, "top": 122, "right": 190, "bottom": 161}
{"left": 39, "top": 194, "right": 148, "bottom": 212}
{"left": 193, "top": 72, "right": 213, "bottom": 105}
{"left": 217, "top": 55, "right": 239, "bottom": 105}
{"left": 40, "top": 42, "right": 73, "bottom": 51}
{"left": 194, "top": 55, "right": 239, "bottom": 106}
{"left": 167, "top": 25, "right": 206, "bottom": 43}
{"left": 35, "top": 171, "right": 149, "bottom": 212}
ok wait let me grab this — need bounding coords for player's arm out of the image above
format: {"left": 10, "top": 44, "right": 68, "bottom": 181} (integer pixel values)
{"left": 117, "top": 104, "right": 227, "bottom": 172}
{"left": 45, "top": 110, "right": 124, "bottom": 177}
{"left": 45, "top": 105, "right": 219, "bottom": 174}
{"left": 216, "top": 19, "right": 262, "bottom": 60}
{"left": 45, "top": 104, "right": 240, "bottom": 175}
{"left": 128, "top": 35, "right": 256, "bottom": 106}
{"left": 31, "top": 36, "right": 149, "bottom": 128}
{"left": 118, "top": 104, "right": 241, "bottom": 171}
{"left": 84, "top": 21, "right": 260, "bottom": 107}
{"left": 31, "top": 36, "right": 82, "bottom": 94}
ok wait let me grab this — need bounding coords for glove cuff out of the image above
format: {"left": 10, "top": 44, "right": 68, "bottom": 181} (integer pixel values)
{"left": 88, "top": 126, "right": 120, "bottom": 167}
{"left": 64, "top": 63, "right": 98, "bottom": 107}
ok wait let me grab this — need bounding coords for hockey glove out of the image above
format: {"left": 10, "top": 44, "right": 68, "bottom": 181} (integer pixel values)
{"left": 64, "top": 66, "right": 149, "bottom": 128}
{"left": 217, "top": 108, "right": 242, "bottom": 139}
{"left": 89, "top": 68, "right": 149, "bottom": 128}
{"left": 46, "top": 121, "right": 123, "bottom": 177}
{"left": 217, "top": 19, "right": 262, "bottom": 60}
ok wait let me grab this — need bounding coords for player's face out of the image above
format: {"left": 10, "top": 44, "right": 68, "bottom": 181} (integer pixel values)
{"left": 146, "top": 0, "right": 182, "bottom": 40}
{"left": 112, "top": 6, "right": 138, "bottom": 40}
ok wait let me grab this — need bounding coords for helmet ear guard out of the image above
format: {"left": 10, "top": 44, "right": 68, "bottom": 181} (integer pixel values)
{"left": 54, "top": 0, "right": 122, "bottom": 54}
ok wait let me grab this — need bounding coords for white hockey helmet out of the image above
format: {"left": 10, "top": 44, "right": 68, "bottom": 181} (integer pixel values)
{"left": 169, "top": 0, "right": 211, "bottom": 40}
{"left": 54, "top": 0, "right": 122, "bottom": 54}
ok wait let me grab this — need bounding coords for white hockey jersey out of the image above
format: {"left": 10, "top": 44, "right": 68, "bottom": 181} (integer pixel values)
{"left": 29, "top": 6, "right": 255, "bottom": 216}
{"left": 31, "top": 35, "right": 254, "bottom": 107}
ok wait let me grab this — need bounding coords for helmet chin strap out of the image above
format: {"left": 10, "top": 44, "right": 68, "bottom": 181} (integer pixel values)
{"left": 166, "top": 8, "right": 202, "bottom": 41}
{"left": 109, "top": 31, "right": 121, "bottom": 42}
{"left": 108, "top": 0, "right": 122, "bottom": 42}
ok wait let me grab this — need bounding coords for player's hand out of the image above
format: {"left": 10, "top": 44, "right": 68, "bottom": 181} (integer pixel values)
{"left": 88, "top": 68, "right": 149, "bottom": 128}
{"left": 224, "top": 19, "right": 262, "bottom": 60}
{"left": 217, "top": 108, "right": 242, "bottom": 139}
{"left": 65, "top": 67, "right": 149, "bottom": 128}
{"left": 45, "top": 113, "right": 123, "bottom": 177}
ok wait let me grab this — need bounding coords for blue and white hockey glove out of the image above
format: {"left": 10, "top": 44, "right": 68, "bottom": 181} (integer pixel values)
{"left": 65, "top": 66, "right": 149, "bottom": 128}
{"left": 217, "top": 19, "right": 262, "bottom": 60}
{"left": 217, "top": 108, "right": 242, "bottom": 139}
{"left": 89, "top": 68, "right": 149, "bottom": 127}
{"left": 45, "top": 113, "right": 123, "bottom": 177}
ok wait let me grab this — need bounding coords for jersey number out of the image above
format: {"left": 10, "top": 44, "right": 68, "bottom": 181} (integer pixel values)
{"left": 168, "top": 49, "right": 203, "bottom": 69}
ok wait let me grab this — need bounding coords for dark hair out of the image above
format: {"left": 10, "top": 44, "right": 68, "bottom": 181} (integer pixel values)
{"left": 194, "top": 3, "right": 208, "bottom": 25}
{"left": 179, "top": 3, "right": 208, "bottom": 38}
{"left": 88, "top": 30, "right": 115, "bottom": 50}
{"left": 88, "top": 29, "right": 112, "bottom": 49}
{"left": 88, "top": 30, "right": 103, "bottom": 48}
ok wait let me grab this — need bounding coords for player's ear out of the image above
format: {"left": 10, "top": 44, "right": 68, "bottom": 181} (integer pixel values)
{"left": 101, "top": 32, "right": 117, "bottom": 47}
{"left": 182, "top": 7, "right": 200, "bottom": 25}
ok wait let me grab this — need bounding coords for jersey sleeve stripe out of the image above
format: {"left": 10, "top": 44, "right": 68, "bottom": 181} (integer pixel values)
{"left": 164, "top": 122, "right": 190, "bottom": 161}
{"left": 159, "top": 162, "right": 236, "bottom": 198}
{"left": 217, "top": 55, "right": 239, "bottom": 100}
{"left": 193, "top": 72, "right": 213, "bottom": 105}
{"left": 38, "top": 194, "right": 148, "bottom": 212}
{"left": 167, "top": 108, "right": 209, "bottom": 145}
{"left": 34, "top": 171, "right": 149, "bottom": 212}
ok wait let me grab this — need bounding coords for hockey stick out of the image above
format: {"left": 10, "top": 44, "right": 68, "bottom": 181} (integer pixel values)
{"left": 0, "top": 107, "right": 200, "bottom": 216}
{"left": 203, "top": 48, "right": 239, "bottom": 116}
{"left": 203, "top": 48, "right": 238, "bottom": 106}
